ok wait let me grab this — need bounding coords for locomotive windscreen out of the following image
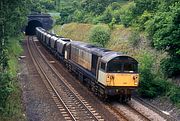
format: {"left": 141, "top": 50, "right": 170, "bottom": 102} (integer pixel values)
{"left": 107, "top": 56, "right": 138, "bottom": 73}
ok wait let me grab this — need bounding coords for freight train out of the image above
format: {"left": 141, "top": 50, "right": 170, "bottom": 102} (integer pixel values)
{"left": 35, "top": 27, "right": 139, "bottom": 102}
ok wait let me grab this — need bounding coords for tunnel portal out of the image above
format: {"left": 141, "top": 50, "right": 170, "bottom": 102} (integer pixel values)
{"left": 25, "top": 20, "right": 43, "bottom": 35}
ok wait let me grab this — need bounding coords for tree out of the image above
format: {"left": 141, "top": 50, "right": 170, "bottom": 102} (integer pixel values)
{"left": 89, "top": 25, "right": 110, "bottom": 47}
{"left": 81, "top": 0, "right": 112, "bottom": 15}
{"left": 145, "top": 2, "right": 180, "bottom": 56}
{"left": 145, "top": 2, "right": 180, "bottom": 77}
{"left": 0, "top": 0, "right": 30, "bottom": 114}
{"left": 120, "top": 2, "right": 136, "bottom": 27}
{"left": 55, "top": 0, "right": 60, "bottom": 11}
{"left": 134, "top": 0, "right": 159, "bottom": 15}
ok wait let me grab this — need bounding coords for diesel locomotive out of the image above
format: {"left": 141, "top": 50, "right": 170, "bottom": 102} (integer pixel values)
{"left": 36, "top": 27, "right": 139, "bottom": 102}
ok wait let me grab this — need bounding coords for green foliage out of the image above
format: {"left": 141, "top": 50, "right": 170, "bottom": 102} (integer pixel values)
{"left": 167, "top": 86, "right": 180, "bottom": 106}
{"left": 100, "top": 7, "right": 113, "bottom": 24}
{"left": 57, "top": 0, "right": 125, "bottom": 24}
{"left": 30, "top": 0, "right": 55, "bottom": 12}
{"left": 133, "top": 0, "right": 159, "bottom": 15}
{"left": 137, "top": 51, "right": 154, "bottom": 98}
{"left": 146, "top": 2, "right": 180, "bottom": 56}
{"left": 30, "top": 1, "right": 42, "bottom": 12}
{"left": 108, "top": 18, "right": 116, "bottom": 30}
{"left": 120, "top": 2, "right": 136, "bottom": 27}
{"left": 161, "top": 57, "right": 180, "bottom": 77}
{"left": 89, "top": 25, "right": 110, "bottom": 47}
{"left": 99, "top": 2, "right": 121, "bottom": 24}
{"left": 55, "top": 17, "right": 62, "bottom": 25}
{"left": 0, "top": 0, "right": 29, "bottom": 118}
{"left": 128, "top": 30, "right": 141, "bottom": 46}
{"left": 40, "top": 0, "right": 55, "bottom": 10}
{"left": 7, "top": 36, "right": 23, "bottom": 76}
{"left": 81, "top": 0, "right": 111, "bottom": 15}
{"left": 135, "top": 11, "right": 152, "bottom": 31}
{"left": 145, "top": 2, "right": 180, "bottom": 77}
{"left": 59, "top": 6, "right": 76, "bottom": 24}
{"left": 0, "top": 72, "right": 13, "bottom": 113}
{"left": 137, "top": 51, "right": 170, "bottom": 98}
{"left": 0, "top": 48, "right": 9, "bottom": 71}
{"left": 0, "top": 0, "right": 29, "bottom": 71}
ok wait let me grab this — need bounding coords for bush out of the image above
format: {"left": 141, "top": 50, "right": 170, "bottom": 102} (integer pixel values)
{"left": 120, "top": 2, "right": 136, "bottom": 27}
{"left": 83, "top": 13, "right": 95, "bottom": 23}
{"left": 72, "top": 10, "right": 84, "bottom": 22}
{"left": 40, "top": 0, "right": 55, "bottom": 10}
{"left": 135, "top": 11, "right": 152, "bottom": 31}
{"left": 167, "top": 86, "right": 180, "bottom": 106}
{"left": 128, "top": 30, "right": 141, "bottom": 46}
{"left": 59, "top": 6, "right": 76, "bottom": 24}
{"left": 0, "top": 35, "right": 24, "bottom": 118}
{"left": 161, "top": 57, "right": 180, "bottom": 77}
{"left": 99, "top": 7, "right": 113, "bottom": 24}
{"left": 55, "top": 17, "right": 62, "bottom": 25}
{"left": 138, "top": 61, "right": 156, "bottom": 98}
{"left": 108, "top": 18, "right": 116, "bottom": 30}
{"left": 137, "top": 51, "right": 170, "bottom": 98}
{"left": 0, "top": 72, "right": 13, "bottom": 113}
{"left": 88, "top": 25, "right": 110, "bottom": 47}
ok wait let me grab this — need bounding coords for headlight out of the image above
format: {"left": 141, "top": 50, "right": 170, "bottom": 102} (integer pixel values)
{"left": 107, "top": 75, "right": 114, "bottom": 82}
{"left": 133, "top": 76, "right": 138, "bottom": 85}
{"left": 109, "top": 75, "right": 114, "bottom": 80}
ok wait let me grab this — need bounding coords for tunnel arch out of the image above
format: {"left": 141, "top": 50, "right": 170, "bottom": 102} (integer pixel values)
{"left": 25, "top": 20, "right": 43, "bottom": 35}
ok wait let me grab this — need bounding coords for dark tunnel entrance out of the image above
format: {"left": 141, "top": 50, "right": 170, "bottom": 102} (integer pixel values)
{"left": 25, "top": 20, "right": 43, "bottom": 35}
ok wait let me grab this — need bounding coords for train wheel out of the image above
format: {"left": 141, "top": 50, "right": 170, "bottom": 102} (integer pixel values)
{"left": 97, "top": 88, "right": 107, "bottom": 102}
{"left": 128, "top": 94, "right": 131, "bottom": 101}
{"left": 92, "top": 85, "right": 98, "bottom": 96}
{"left": 85, "top": 78, "right": 91, "bottom": 91}
{"left": 99, "top": 94, "right": 108, "bottom": 102}
{"left": 119, "top": 95, "right": 127, "bottom": 103}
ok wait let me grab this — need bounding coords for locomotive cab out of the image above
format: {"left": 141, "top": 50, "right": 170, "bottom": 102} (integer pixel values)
{"left": 98, "top": 54, "right": 139, "bottom": 99}
{"left": 98, "top": 55, "right": 139, "bottom": 87}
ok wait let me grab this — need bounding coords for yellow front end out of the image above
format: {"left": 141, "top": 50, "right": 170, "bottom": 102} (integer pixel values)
{"left": 106, "top": 73, "right": 139, "bottom": 87}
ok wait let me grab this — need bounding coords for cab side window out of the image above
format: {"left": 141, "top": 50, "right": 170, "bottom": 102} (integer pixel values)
{"left": 100, "top": 62, "right": 106, "bottom": 71}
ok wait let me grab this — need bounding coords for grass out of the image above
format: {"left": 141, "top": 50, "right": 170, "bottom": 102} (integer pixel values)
{"left": 53, "top": 22, "right": 167, "bottom": 66}
{"left": 53, "top": 23, "right": 92, "bottom": 42}
{"left": 0, "top": 34, "right": 26, "bottom": 121}
{"left": 7, "top": 36, "right": 23, "bottom": 77}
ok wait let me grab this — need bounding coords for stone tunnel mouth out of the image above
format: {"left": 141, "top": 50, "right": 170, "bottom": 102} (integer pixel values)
{"left": 25, "top": 20, "right": 43, "bottom": 35}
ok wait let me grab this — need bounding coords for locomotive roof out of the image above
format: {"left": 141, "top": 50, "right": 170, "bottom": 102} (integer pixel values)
{"left": 70, "top": 41, "right": 110, "bottom": 55}
{"left": 70, "top": 41, "right": 138, "bottom": 63}
{"left": 70, "top": 41, "right": 125, "bottom": 58}
{"left": 100, "top": 53, "right": 138, "bottom": 63}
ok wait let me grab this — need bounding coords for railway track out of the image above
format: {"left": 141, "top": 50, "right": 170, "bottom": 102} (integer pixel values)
{"left": 27, "top": 36, "right": 104, "bottom": 121}
{"left": 126, "top": 103, "right": 151, "bottom": 121}
{"left": 109, "top": 102, "right": 151, "bottom": 121}
{"left": 133, "top": 96, "right": 178, "bottom": 121}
